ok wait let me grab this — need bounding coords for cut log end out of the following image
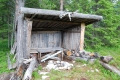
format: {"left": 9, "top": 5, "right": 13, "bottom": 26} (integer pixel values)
{"left": 100, "top": 56, "right": 113, "bottom": 63}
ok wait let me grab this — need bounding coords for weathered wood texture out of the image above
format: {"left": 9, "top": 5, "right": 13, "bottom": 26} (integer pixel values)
{"left": 63, "top": 26, "right": 81, "bottom": 51}
{"left": 23, "top": 56, "right": 37, "bottom": 80}
{"left": 24, "top": 20, "right": 33, "bottom": 58}
{"left": 100, "top": 61, "right": 120, "bottom": 76}
{"left": 41, "top": 51, "right": 62, "bottom": 62}
{"left": 80, "top": 23, "right": 85, "bottom": 51}
{"left": 16, "top": 0, "right": 25, "bottom": 64}
{"left": 21, "top": 7, "right": 103, "bottom": 20}
{"left": 31, "top": 31, "right": 61, "bottom": 48}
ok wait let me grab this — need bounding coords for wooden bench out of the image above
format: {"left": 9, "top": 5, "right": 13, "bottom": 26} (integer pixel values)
{"left": 30, "top": 47, "right": 64, "bottom": 62}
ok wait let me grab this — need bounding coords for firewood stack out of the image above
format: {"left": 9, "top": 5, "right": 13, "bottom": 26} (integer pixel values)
{"left": 64, "top": 49, "right": 99, "bottom": 63}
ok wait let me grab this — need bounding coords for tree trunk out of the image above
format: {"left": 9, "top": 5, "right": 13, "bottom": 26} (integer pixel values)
{"left": 16, "top": 0, "right": 25, "bottom": 65}
{"left": 60, "top": 0, "right": 63, "bottom": 11}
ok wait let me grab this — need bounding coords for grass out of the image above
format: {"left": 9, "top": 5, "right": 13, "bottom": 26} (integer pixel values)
{"left": 0, "top": 39, "right": 11, "bottom": 74}
{"left": 0, "top": 39, "right": 120, "bottom": 79}
{"left": 35, "top": 47, "right": 120, "bottom": 80}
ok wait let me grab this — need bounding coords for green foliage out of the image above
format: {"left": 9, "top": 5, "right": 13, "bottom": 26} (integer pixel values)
{"left": 0, "top": 0, "right": 120, "bottom": 78}
{"left": 25, "top": 0, "right": 60, "bottom": 10}
{"left": 38, "top": 65, "right": 42, "bottom": 70}
{"left": 32, "top": 71, "right": 41, "bottom": 80}
{"left": 49, "top": 70, "right": 65, "bottom": 80}
{"left": 24, "top": 0, "right": 120, "bottom": 49}
{"left": 84, "top": 0, "right": 120, "bottom": 49}
{"left": 0, "top": 40, "right": 10, "bottom": 74}
{"left": 75, "top": 58, "right": 87, "bottom": 63}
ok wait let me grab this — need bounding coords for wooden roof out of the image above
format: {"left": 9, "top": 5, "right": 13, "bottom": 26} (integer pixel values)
{"left": 21, "top": 7, "right": 103, "bottom": 31}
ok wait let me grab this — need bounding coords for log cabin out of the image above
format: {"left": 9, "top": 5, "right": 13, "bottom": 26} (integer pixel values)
{"left": 15, "top": 6, "right": 103, "bottom": 64}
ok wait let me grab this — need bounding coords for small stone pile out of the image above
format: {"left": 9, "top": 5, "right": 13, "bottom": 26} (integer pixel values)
{"left": 45, "top": 60, "right": 73, "bottom": 71}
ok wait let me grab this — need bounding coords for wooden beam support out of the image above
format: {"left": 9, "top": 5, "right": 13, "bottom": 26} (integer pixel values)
{"left": 80, "top": 23, "right": 85, "bottom": 51}
{"left": 25, "top": 20, "right": 33, "bottom": 57}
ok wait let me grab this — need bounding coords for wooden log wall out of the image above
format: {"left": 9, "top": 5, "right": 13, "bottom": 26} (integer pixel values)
{"left": 31, "top": 31, "right": 61, "bottom": 48}
{"left": 63, "top": 26, "right": 81, "bottom": 51}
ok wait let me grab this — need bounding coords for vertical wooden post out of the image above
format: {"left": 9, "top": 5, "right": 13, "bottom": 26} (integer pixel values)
{"left": 16, "top": 0, "right": 25, "bottom": 64}
{"left": 80, "top": 23, "right": 85, "bottom": 51}
{"left": 26, "top": 20, "right": 33, "bottom": 57}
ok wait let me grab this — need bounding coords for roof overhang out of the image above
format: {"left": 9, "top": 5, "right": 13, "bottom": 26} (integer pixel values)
{"left": 21, "top": 7, "right": 103, "bottom": 31}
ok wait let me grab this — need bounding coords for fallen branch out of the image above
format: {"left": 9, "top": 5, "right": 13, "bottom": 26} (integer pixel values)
{"left": 41, "top": 51, "right": 62, "bottom": 62}
{"left": 41, "top": 53, "right": 52, "bottom": 60}
{"left": 100, "top": 61, "right": 120, "bottom": 76}
{"left": 23, "top": 54, "right": 38, "bottom": 80}
{"left": 100, "top": 55, "right": 113, "bottom": 63}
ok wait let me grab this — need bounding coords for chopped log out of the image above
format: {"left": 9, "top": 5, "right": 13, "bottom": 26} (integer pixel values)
{"left": 100, "top": 61, "right": 120, "bottom": 76}
{"left": 100, "top": 55, "right": 113, "bottom": 63}
{"left": 63, "top": 49, "right": 72, "bottom": 56}
{"left": 23, "top": 54, "right": 38, "bottom": 80}
{"left": 66, "top": 50, "right": 72, "bottom": 56}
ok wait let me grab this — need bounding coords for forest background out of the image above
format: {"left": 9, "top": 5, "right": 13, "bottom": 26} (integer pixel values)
{"left": 0, "top": 0, "right": 120, "bottom": 50}
{"left": 0, "top": 0, "right": 120, "bottom": 78}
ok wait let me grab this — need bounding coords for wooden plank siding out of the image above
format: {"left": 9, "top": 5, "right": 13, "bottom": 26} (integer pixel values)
{"left": 63, "top": 26, "right": 81, "bottom": 51}
{"left": 31, "top": 31, "right": 61, "bottom": 48}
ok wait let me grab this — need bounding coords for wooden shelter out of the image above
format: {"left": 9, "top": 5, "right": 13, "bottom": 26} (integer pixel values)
{"left": 15, "top": 7, "right": 103, "bottom": 64}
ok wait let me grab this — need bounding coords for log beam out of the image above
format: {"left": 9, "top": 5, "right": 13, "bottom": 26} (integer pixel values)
{"left": 80, "top": 23, "right": 85, "bottom": 51}
{"left": 21, "top": 7, "right": 103, "bottom": 20}
{"left": 100, "top": 61, "right": 120, "bottom": 76}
